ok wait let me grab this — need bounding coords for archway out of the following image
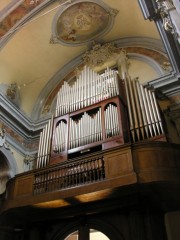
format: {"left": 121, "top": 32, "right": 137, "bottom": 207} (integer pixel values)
{"left": 53, "top": 217, "right": 124, "bottom": 240}
{"left": 0, "top": 147, "right": 17, "bottom": 195}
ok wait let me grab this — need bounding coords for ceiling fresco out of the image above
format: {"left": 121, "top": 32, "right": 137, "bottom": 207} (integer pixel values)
{"left": 51, "top": 1, "right": 117, "bottom": 45}
{"left": 0, "top": 0, "right": 46, "bottom": 39}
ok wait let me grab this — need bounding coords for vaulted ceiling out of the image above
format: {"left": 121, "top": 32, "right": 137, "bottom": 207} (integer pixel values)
{"left": 0, "top": 0, "right": 167, "bottom": 121}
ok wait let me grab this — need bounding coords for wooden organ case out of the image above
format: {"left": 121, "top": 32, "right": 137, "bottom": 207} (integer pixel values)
{"left": 36, "top": 66, "right": 166, "bottom": 169}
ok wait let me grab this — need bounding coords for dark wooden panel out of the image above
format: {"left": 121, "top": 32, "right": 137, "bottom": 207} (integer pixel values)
{"left": 132, "top": 142, "right": 180, "bottom": 183}
{"left": 104, "top": 146, "right": 133, "bottom": 178}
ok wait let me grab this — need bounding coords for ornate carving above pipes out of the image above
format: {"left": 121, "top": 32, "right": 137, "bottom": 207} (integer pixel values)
{"left": 82, "top": 42, "right": 118, "bottom": 67}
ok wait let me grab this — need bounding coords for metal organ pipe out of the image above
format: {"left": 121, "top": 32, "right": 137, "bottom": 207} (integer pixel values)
{"left": 140, "top": 85, "right": 153, "bottom": 137}
{"left": 152, "top": 91, "right": 164, "bottom": 134}
{"left": 36, "top": 117, "right": 53, "bottom": 168}
{"left": 124, "top": 77, "right": 164, "bottom": 142}
{"left": 55, "top": 66, "right": 119, "bottom": 117}
{"left": 132, "top": 79, "right": 144, "bottom": 140}
{"left": 104, "top": 104, "right": 120, "bottom": 138}
{"left": 145, "top": 88, "right": 157, "bottom": 135}
{"left": 54, "top": 120, "right": 67, "bottom": 153}
{"left": 135, "top": 80, "right": 149, "bottom": 138}
{"left": 127, "top": 75, "right": 140, "bottom": 141}
{"left": 148, "top": 90, "right": 160, "bottom": 135}
{"left": 123, "top": 75, "right": 134, "bottom": 141}
{"left": 69, "top": 109, "right": 103, "bottom": 149}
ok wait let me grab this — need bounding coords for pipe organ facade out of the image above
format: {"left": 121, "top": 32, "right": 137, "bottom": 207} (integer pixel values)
{"left": 36, "top": 66, "right": 166, "bottom": 169}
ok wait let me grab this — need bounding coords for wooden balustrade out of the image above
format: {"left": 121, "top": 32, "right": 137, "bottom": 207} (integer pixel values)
{"left": 34, "top": 155, "right": 105, "bottom": 195}
{"left": 2, "top": 145, "right": 136, "bottom": 211}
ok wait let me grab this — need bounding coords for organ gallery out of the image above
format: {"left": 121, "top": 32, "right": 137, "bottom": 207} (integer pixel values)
{"left": 36, "top": 51, "right": 166, "bottom": 169}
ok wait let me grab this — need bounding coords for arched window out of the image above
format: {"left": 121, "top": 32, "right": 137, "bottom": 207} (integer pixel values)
{"left": 65, "top": 229, "right": 110, "bottom": 240}
{"left": 53, "top": 218, "right": 123, "bottom": 240}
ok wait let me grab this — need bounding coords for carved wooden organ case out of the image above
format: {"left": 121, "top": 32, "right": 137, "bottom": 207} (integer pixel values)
{"left": 36, "top": 66, "right": 166, "bottom": 169}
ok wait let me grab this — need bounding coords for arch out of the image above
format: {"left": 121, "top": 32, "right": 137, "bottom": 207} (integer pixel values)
{"left": 127, "top": 53, "right": 165, "bottom": 76}
{"left": 52, "top": 217, "right": 124, "bottom": 240}
{"left": 0, "top": 147, "right": 17, "bottom": 194}
{"left": 104, "top": 102, "right": 117, "bottom": 110}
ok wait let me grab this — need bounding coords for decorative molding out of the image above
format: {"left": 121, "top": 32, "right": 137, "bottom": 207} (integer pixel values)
{"left": 127, "top": 53, "right": 166, "bottom": 75}
{"left": 156, "top": 0, "right": 174, "bottom": 33}
{"left": 165, "top": 102, "right": 180, "bottom": 136}
{"left": 138, "top": 0, "right": 180, "bottom": 81}
{"left": 0, "top": 0, "right": 53, "bottom": 49}
{"left": 138, "top": 0, "right": 157, "bottom": 20}
{"left": 0, "top": 147, "right": 17, "bottom": 176}
{"left": 6, "top": 83, "right": 18, "bottom": 100}
{"left": 0, "top": 89, "right": 49, "bottom": 157}
{"left": 24, "top": 154, "right": 37, "bottom": 171}
{"left": 0, "top": 128, "right": 10, "bottom": 150}
{"left": 0, "top": 0, "right": 23, "bottom": 22}
{"left": 161, "top": 61, "right": 172, "bottom": 71}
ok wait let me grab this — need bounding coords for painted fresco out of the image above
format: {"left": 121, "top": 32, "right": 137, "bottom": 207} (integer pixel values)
{"left": 56, "top": 2, "right": 109, "bottom": 44}
{"left": 0, "top": 0, "right": 45, "bottom": 38}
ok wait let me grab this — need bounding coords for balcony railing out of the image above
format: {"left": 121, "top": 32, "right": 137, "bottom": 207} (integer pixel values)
{"left": 34, "top": 155, "right": 105, "bottom": 195}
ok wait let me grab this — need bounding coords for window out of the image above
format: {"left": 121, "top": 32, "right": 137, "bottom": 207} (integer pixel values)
{"left": 64, "top": 229, "right": 109, "bottom": 240}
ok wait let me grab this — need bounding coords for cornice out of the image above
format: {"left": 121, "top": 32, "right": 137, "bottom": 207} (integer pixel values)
{"left": 0, "top": 0, "right": 55, "bottom": 49}
{"left": 0, "top": 91, "right": 49, "bottom": 140}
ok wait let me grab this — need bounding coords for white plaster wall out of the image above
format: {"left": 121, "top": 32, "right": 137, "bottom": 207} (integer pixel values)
{"left": 10, "top": 146, "right": 25, "bottom": 174}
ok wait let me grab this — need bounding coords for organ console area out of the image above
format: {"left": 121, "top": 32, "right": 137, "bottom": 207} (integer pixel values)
{"left": 36, "top": 65, "right": 166, "bottom": 169}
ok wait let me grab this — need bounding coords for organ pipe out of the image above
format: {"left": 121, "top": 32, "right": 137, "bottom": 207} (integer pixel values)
{"left": 69, "top": 109, "right": 103, "bottom": 149}
{"left": 36, "top": 117, "right": 53, "bottom": 168}
{"left": 55, "top": 67, "right": 119, "bottom": 117}
{"left": 124, "top": 77, "right": 164, "bottom": 142}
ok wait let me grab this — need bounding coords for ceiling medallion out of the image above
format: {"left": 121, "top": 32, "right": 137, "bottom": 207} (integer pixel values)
{"left": 51, "top": 0, "right": 118, "bottom": 46}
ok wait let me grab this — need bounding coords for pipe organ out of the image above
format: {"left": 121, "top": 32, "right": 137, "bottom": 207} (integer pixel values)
{"left": 36, "top": 66, "right": 166, "bottom": 169}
